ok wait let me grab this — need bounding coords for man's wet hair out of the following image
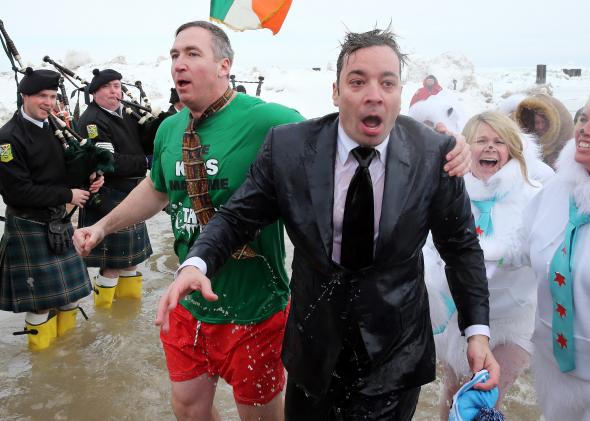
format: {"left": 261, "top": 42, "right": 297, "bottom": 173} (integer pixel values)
{"left": 175, "top": 21, "right": 234, "bottom": 64}
{"left": 336, "top": 27, "right": 407, "bottom": 85}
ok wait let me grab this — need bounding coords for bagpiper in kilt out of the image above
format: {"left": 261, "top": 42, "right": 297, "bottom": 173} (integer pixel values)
{"left": 0, "top": 68, "right": 101, "bottom": 350}
{"left": 76, "top": 68, "right": 156, "bottom": 307}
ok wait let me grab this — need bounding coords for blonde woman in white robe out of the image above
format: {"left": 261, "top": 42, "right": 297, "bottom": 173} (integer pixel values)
{"left": 524, "top": 98, "right": 590, "bottom": 420}
{"left": 436, "top": 111, "right": 552, "bottom": 418}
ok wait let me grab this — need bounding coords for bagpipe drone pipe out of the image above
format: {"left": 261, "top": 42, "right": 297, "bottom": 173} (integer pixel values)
{"left": 43, "top": 55, "right": 165, "bottom": 129}
{"left": 0, "top": 19, "right": 27, "bottom": 107}
{"left": 229, "top": 74, "right": 265, "bottom": 97}
{"left": 42, "top": 58, "right": 168, "bottom": 173}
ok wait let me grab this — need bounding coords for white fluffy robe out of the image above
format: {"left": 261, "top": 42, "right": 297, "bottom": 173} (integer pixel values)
{"left": 533, "top": 350, "right": 590, "bottom": 420}
{"left": 525, "top": 138, "right": 590, "bottom": 381}
{"left": 432, "top": 135, "right": 550, "bottom": 375}
{"left": 408, "top": 90, "right": 469, "bottom": 134}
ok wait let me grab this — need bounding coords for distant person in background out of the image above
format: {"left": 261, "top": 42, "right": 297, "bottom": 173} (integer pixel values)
{"left": 515, "top": 94, "right": 574, "bottom": 168}
{"left": 166, "top": 87, "right": 184, "bottom": 115}
{"left": 235, "top": 84, "right": 247, "bottom": 94}
{"left": 408, "top": 74, "right": 469, "bottom": 135}
{"left": 410, "top": 75, "right": 442, "bottom": 106}
{"left": 524, "top": 98, "right": 590, "bottom": 420}
{"left": 435, "top": 111, "right": 551, "bottom": 417}
{"left": 0, "top": 69, "right": 102, "bottom": 350}
{"left": 496, "top": 93, "right": 526, "bottom": 121}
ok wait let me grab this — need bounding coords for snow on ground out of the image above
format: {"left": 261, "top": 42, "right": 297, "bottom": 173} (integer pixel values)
{"left": 1, "top": 51, "right": 589, "bottom": 127}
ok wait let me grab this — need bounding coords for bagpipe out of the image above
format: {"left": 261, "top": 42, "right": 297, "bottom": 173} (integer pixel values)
{"left": 0, "top": 19, "right": 24, "bottom": 72}
{"left": 0, "top": 20, "right": 114, "bottom": 214}
{"left": 230, "top": 74, "right": 265, "bottom": 96}
{"left": 47, "top": 113, "right": 114, "bottom": 186}
{"left": 47, "top": 113, "right": 115, "bottom": 216}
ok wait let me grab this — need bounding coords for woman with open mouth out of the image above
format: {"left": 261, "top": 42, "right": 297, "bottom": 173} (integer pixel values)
{"left": 435, "top": 111, "right": 552, "bottom": 418}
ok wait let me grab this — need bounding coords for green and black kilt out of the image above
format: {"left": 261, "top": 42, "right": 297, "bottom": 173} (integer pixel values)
{"left": 0, "top": 216, "right": 92, "bottom": 313}
{"left": 79, "top": 187, "right": 152, "bottom": 269}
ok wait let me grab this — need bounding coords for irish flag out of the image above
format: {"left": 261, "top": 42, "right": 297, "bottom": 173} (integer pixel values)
{"left": 210, "top": 0, "right": 292, "bottom": 35}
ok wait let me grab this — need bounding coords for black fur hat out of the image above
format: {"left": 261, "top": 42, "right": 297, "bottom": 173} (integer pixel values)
{"left": 88, "top": 68, "right": 122, "bottom": 94}
{"left": 18, "top": 67, "right": 60, "bottom": 95}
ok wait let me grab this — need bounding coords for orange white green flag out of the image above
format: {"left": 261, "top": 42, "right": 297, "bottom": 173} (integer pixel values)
{"left": 210, "top": 0, "right": 292, "bottom": 35}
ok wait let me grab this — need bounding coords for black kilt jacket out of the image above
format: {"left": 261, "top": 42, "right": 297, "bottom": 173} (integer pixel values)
{"left": 186, "top": 113, "right": 489, "bottom": 398}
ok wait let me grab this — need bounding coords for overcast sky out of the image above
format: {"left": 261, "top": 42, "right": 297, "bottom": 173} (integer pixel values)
{"left": 1, "top": 0, "right": 588, "bottom": 73}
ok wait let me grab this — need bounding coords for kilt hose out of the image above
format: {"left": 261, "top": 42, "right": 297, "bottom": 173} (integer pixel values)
{"left": 0, "top": 216, "right": 92, "bottom": 313}
{"left": 78, "top": 186, "right": 152, "bottom": 269}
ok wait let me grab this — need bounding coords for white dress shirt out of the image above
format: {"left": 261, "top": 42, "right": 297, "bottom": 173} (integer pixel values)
{"left": 20, "top": 107, "right": 47, "bottom": 128}
{"left": 99, "top": 103, "right": 124, "bottom": 118}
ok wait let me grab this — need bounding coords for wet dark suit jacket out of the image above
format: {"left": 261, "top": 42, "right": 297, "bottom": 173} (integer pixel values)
{"left": 186, "top": 112, "right": 489, "bottom": 399}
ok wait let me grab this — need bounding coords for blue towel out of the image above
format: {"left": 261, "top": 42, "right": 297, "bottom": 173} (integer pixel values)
{"left": 449, "top": 369, "right": 503, "bottom": 421}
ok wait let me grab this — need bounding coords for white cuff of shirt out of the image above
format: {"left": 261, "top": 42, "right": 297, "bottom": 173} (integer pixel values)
{"left": 176, "top": 257, "right": 208, "bottom": 279}
{"left": 465, "top": 324, "right": 490, "bottom": 339}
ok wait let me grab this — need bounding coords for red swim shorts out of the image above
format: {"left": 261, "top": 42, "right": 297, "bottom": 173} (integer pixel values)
{"left": 161, "top": 303, "right": 289, "bottom": 405}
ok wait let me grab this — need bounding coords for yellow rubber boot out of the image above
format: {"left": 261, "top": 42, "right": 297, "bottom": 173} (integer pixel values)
{"left": 93, "top": 274, "right": 118, "bottom": 309}
{"left": 26, "top": 315, "right": 57, "bottom": 351}
{"left": 115, "top": 272, "right": 142, "bottom": 299}
{"left": 57, "top": 308, "right": 77, "bottom": 337}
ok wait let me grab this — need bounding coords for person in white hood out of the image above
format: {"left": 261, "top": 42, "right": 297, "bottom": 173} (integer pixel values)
{"left": 436, "top": 111, "right": 552, "bottom": 418}
{"left": 524, "top": 97, "right": 590, "bottom": 420}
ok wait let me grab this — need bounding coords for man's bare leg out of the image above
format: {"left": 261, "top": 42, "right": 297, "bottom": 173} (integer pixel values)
{"left": 236, "top": 393, "right": 283, "bottom": 421}
{"left": 171, "top": 374, "right": 221, "bottom": 421}
{"left": 101, "top": 266, "right": 136, "bottom": 279}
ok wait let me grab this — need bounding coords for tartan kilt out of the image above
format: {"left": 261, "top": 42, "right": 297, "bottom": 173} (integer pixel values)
{"left": 0, "top": 216, "right": 92, "bottom": 313}
{"left": 79, "top": 187, "right": 152, "bottom": 269}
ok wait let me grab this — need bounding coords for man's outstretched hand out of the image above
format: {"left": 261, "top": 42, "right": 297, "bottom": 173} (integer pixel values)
{"left": 155, "top": 266, "right": 218, "bottom": 332}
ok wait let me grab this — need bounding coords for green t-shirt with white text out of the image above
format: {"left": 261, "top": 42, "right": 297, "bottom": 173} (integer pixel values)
{"left": 151, "top": 93, "right": 304, "bottom": 324}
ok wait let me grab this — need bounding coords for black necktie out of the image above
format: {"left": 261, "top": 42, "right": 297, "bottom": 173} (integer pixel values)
{"left": 340, "top": 146, "right": 376, "bottom": 270}
{"left": 42, "top": 121, "right": 49, "bottom": 131}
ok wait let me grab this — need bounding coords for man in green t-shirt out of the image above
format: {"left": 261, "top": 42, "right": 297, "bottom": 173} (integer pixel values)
{"left": 74, "top": 21, "right": 302, "bottom": 420}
